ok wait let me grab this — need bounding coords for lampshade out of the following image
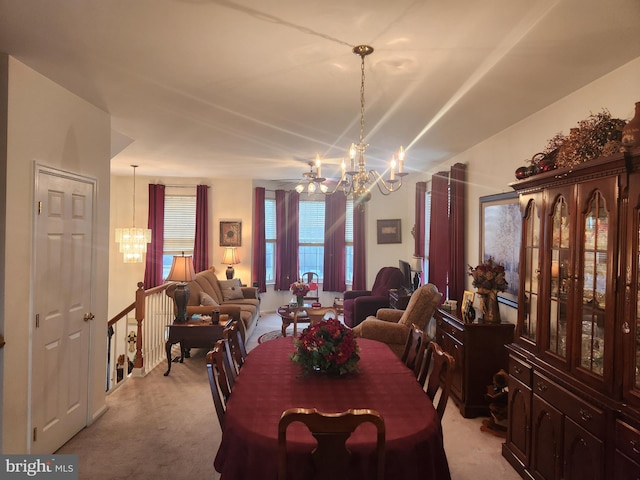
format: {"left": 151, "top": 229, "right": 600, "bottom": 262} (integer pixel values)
{"left": 411, "top": 257, "right": 423, "bottom": 273}
{"left": 166, "top": 254, "right": 197, "bottom": 283}
{"left": 222, "top": 247, "right": 240, "bottom": 266}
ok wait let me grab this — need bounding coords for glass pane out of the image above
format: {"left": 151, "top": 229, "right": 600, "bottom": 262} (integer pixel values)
{"left": 579, "top": 192, "right": 607, "bottom": 376}
{"left": 522, "top": 200, "right": 538, "bottom": 341}
{"left": 548, "top": 197, "right": 569, "bottom": 358}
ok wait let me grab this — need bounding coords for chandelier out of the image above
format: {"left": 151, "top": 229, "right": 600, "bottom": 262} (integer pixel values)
{"left": 297, "top": 45, "right": 407, "bottom": 203}
{"left": 115, "top": 165, "right": 152, "bottom": 263}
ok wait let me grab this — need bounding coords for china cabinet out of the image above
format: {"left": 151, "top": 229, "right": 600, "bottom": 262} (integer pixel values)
{"left": 502, "top": 148, "right": 640, "bottom": 480}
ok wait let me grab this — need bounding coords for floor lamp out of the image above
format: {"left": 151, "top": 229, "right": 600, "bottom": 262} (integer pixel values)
{"left": 167, "top": 253, "right": 197, "bottom": 323}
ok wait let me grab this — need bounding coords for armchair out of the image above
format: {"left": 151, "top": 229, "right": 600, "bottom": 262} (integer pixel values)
{"left": 351, "top": 283, "right": 442, "bottom": 358}
{"left": 343, "top": 267, "right": 406, "bottom": 328}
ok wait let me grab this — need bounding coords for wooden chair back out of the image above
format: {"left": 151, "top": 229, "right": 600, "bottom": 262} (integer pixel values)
{"left": 223, "top": 321, "right": 248, "bottom": 374}
{"left": 278, "top": 408, "right": 385, "bottom": 480}
{"left": 400, "top": 323, "right": 424, "bottom": 371}
{"left": 300, "top": 271, "right": 320, "bottom": 302}
{"left": 206, "top": 339, "right": 236, "bottom": 429}
{"left": 306, "top": 307, "right": 338, "bottom": 326}
{"left": 416, "top": 341, "right": 456, "bottom": 420}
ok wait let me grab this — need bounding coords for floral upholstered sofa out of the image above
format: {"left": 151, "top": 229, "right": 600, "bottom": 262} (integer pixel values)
{"left": 166, "top": 267, "right": 260, "bottom": 341}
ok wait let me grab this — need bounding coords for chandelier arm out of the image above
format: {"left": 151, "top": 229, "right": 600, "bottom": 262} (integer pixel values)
{"left": 368, "top": 170, "right": 404, "bottom": 195}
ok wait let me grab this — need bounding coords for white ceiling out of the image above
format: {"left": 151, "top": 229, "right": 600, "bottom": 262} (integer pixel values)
{"left": 1, "top": 0, "right": 640, "bottom": 182}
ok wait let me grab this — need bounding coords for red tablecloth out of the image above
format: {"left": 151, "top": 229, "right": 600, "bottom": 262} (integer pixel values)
{"left": 214, "top": 337, "right": 451, "bottom": 480}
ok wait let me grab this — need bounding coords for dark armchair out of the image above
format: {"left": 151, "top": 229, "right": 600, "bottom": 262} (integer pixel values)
{"left": 343, "top": 266, "right": 406, "bottom": 328}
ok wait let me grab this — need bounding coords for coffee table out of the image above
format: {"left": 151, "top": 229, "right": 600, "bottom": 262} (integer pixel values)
{"left": 277, "top": 305, "right": 310, "bottom": 337}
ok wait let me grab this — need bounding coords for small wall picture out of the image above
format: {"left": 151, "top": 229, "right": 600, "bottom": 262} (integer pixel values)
{"left": 377, "top": 219, "right": 402, "bottom": 244}
{"left": 220, "top": 221, "right": 241, "bottom": 247}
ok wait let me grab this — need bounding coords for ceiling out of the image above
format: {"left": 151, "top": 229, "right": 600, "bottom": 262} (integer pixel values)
{"left": 1, "top": 0, "right": 640, "bottom": 183}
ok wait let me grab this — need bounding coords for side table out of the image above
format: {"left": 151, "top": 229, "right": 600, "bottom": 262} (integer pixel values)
{"left": 164, "top": 318, "right": 231, "bottom": 376}
{"left": 389, "top": 289, "right": 412, "bottom": 310}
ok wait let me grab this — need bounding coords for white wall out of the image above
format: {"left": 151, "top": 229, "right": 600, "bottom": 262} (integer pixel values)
{"left": 3, "top": 56, "right": 111, "bottom": 452}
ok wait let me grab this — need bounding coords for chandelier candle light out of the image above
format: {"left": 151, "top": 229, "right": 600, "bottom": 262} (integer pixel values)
{"left": 296, "top": 45, "right": 407, "bottom": 204}
{"left": 115, "top": 165, "right": 152, "bottom": 263}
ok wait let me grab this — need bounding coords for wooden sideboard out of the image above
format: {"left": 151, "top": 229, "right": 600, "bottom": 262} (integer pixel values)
{"left": 434, "top": 308, "right": 514, "bottom": 418}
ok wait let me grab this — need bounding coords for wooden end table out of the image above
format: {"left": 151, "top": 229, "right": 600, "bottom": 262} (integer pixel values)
{"left": 164, "top": 318, "right": 231, "bottom": 376}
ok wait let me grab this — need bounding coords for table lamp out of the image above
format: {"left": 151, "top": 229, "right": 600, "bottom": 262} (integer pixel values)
{"left": 222, "top": 247, "right": 240, "bottom": 280}
{"left": 411, "top": 257, "right": 423, "bottom": 292}
{"left": 167, "top": 253, "right": 196, "bottom": 323}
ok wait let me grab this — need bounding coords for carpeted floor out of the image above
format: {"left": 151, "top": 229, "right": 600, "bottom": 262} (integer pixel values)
{"left": 56, "top": 313, "right": 521, "bottom": 480}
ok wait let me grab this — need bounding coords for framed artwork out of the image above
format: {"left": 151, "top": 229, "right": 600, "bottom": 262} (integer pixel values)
{"left": 220, "top": 221, "right": 242, "bottom": 247}
{"left": 377, "top": 219, "right": 402, "bottom": 244}
{"left": 462, "top": 290, "right": 475, "bottom": 316}
{"left": 480, "top": 192, "right": 521, "bottom": 308}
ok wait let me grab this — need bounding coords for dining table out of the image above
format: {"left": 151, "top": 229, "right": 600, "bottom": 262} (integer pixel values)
{"left": 214, "top": 336, "right": 451, "bottom": 480}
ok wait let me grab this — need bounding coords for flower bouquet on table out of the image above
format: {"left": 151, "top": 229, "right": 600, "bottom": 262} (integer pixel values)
{"left": 290, "top": 318, "right": 360, "bottom": 376}
{"left": 468, "top": 256, "right": 508, "bottom": 294}
{"left": 290, "top": 280, "right": 311, "bottom": 297}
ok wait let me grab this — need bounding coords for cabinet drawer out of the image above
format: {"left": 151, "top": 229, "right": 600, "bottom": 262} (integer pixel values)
{"left": 616, "top": 420, "right": 640, "bottom": 465}
{"left": 436, "top": 317, "right": 463, "bottom": 343}
{"left": 532, "top": 373, "right": 605, "bottom": 437}
{"left": 509, "top": 356, "right": 532, "bottom": 387}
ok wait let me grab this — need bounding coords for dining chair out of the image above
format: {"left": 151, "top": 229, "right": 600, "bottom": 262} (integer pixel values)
{"left": 416, "top": 341, "right": 456, "bottom": 420}
{"left": 400, "top": 323, "right": 424, "bottom": 372}
{"left": 300, "top": 272, "right": 320, "bottom": 302}
{"left": 206, "top": 339, "right": 236, "bottom": 429}
{"left": 277, "top": 407, "right": 385, "bottom": 480}
{"left": 223, "top": 321, "right": 248, "bottom": 374}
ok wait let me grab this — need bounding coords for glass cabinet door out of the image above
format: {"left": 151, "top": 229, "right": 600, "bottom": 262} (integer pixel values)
{"left": 579, "top": 191, "right": 608, "bottom": 376}
{"left": 520, "top": 197, "right": 540, "bottom": 344}
{"left": 548, "top": 196, "right": 570, "bottom": 359}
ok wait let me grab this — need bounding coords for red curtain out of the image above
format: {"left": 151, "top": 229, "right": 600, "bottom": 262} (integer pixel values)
{"left": 275, "top": 190, "right": 300, "bottom": 290}
{"left": 193, "top": 185, "right": 209, "bottom": 273}
{"left": 414, "top": 181, "right": 427, "bottom": 285}
{"left": 428, "top": 172, "right": 450, "bottom": 296}
{"left": 448, "top": 164, "right": 466, "bottom": 302}
{"left": 286, "top": 191, "right": 300, "bottom": 283}
{"left": 144, "top": 184, "right": 165, "bottom": 288}
{"left": 323, "top": 193, "right": 347, "bottom": 292}
{"left": 352, "top": 204, "right": 366, "bottom": 290}
{"left": 252, "top": 187, "right": 267, "bottom": 293}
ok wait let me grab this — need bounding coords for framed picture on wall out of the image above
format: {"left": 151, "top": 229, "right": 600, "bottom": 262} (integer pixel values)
{"left": 220, "top": 221, "right": 242, "bottom": 247}
{"left": 377, "top": 219, "right": 402, "bottom": 244}
{"left": 480, "top": 192, "right": 521, "bottom": 308}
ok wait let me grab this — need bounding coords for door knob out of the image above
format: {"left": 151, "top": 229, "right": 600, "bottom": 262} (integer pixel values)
{"left": 83, "top": 313, "right": 95, "bottom": 322}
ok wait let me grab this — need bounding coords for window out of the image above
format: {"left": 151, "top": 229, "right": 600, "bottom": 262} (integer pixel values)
{"left": 163, "top": 194, "right": 196, "bottom": 279}
{"left": 299, "top": 200, "right": 325, "bottom": 279}
{"left": 263, "top": 196, "right": 353, "bottom": 285}
{"left": 265, "top": 198, "right": 276, "bottom": 282}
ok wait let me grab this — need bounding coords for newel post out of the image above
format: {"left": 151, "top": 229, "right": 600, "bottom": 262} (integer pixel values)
{"left": 134, "top": 282, "right": 145, "bottom": 369}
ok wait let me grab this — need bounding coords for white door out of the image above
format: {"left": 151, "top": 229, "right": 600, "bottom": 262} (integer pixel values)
{"left": 31, "top": 166, "right": 95, "bottom": 454}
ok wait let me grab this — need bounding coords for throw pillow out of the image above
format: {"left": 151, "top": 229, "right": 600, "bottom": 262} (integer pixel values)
{"left": 200, "top": 291, "right": 219, "bottom": 307}
{"left": 219, "top": 279, "right": 244, "bottom": 301}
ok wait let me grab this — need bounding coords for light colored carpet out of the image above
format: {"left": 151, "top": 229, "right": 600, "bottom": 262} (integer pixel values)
{"left": 56, "top": 313, "right": 521, "bottom": 480}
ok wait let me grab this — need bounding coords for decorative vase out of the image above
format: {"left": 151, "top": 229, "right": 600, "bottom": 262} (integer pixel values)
{"left": 296, "top": 295, "right": 304, "bottom": 307}
{"left": 478, "top": 289, "right": 501, "bottom": 324}
{"left": 622, "top": 101, "right": 640, "bottom": 150}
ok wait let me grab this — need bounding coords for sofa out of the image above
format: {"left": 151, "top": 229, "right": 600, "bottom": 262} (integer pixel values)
{"left": 351, "top": 283, "right": 442, "bottom": 358}
{"left": 166, "top": 267, "right": 260, "bottom": 341}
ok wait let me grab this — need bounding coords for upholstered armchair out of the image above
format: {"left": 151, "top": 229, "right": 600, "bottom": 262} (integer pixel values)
{"left": 351, "top": 283, "right": 442, "bottom": 358}
{"left": 343, "top": 267, "right": 406, "bottom": 328}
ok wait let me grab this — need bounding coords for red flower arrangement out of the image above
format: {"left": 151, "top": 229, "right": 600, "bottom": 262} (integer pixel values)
{"left": 290, "top": 280, "right": 311, "bottom": 296}
{"left": 468, "top": 256, "right": 508, "bottom": 293}
{"left": 290, "top": 318, "right": 360, "bottom": 376}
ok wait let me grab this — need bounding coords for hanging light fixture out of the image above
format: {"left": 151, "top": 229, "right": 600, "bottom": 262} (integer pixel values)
{"left": 298, "top": 45, "right": 407, "bottom": 204}
{"left": 115, "top": 165, "right": 152, "bottom": 263}
{"left": 295, "top": 155, "right": 329, "bottom": 195}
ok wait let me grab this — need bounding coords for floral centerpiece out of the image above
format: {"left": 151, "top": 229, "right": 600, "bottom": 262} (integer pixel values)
{"left": 290, "top": 280, "right": 312, "bottom": 306}
{"left": 468, "top": 257, "right": 508, "bottom": 323}
{"left": 290, "top": 318, "right": 360, "bottom": 376}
